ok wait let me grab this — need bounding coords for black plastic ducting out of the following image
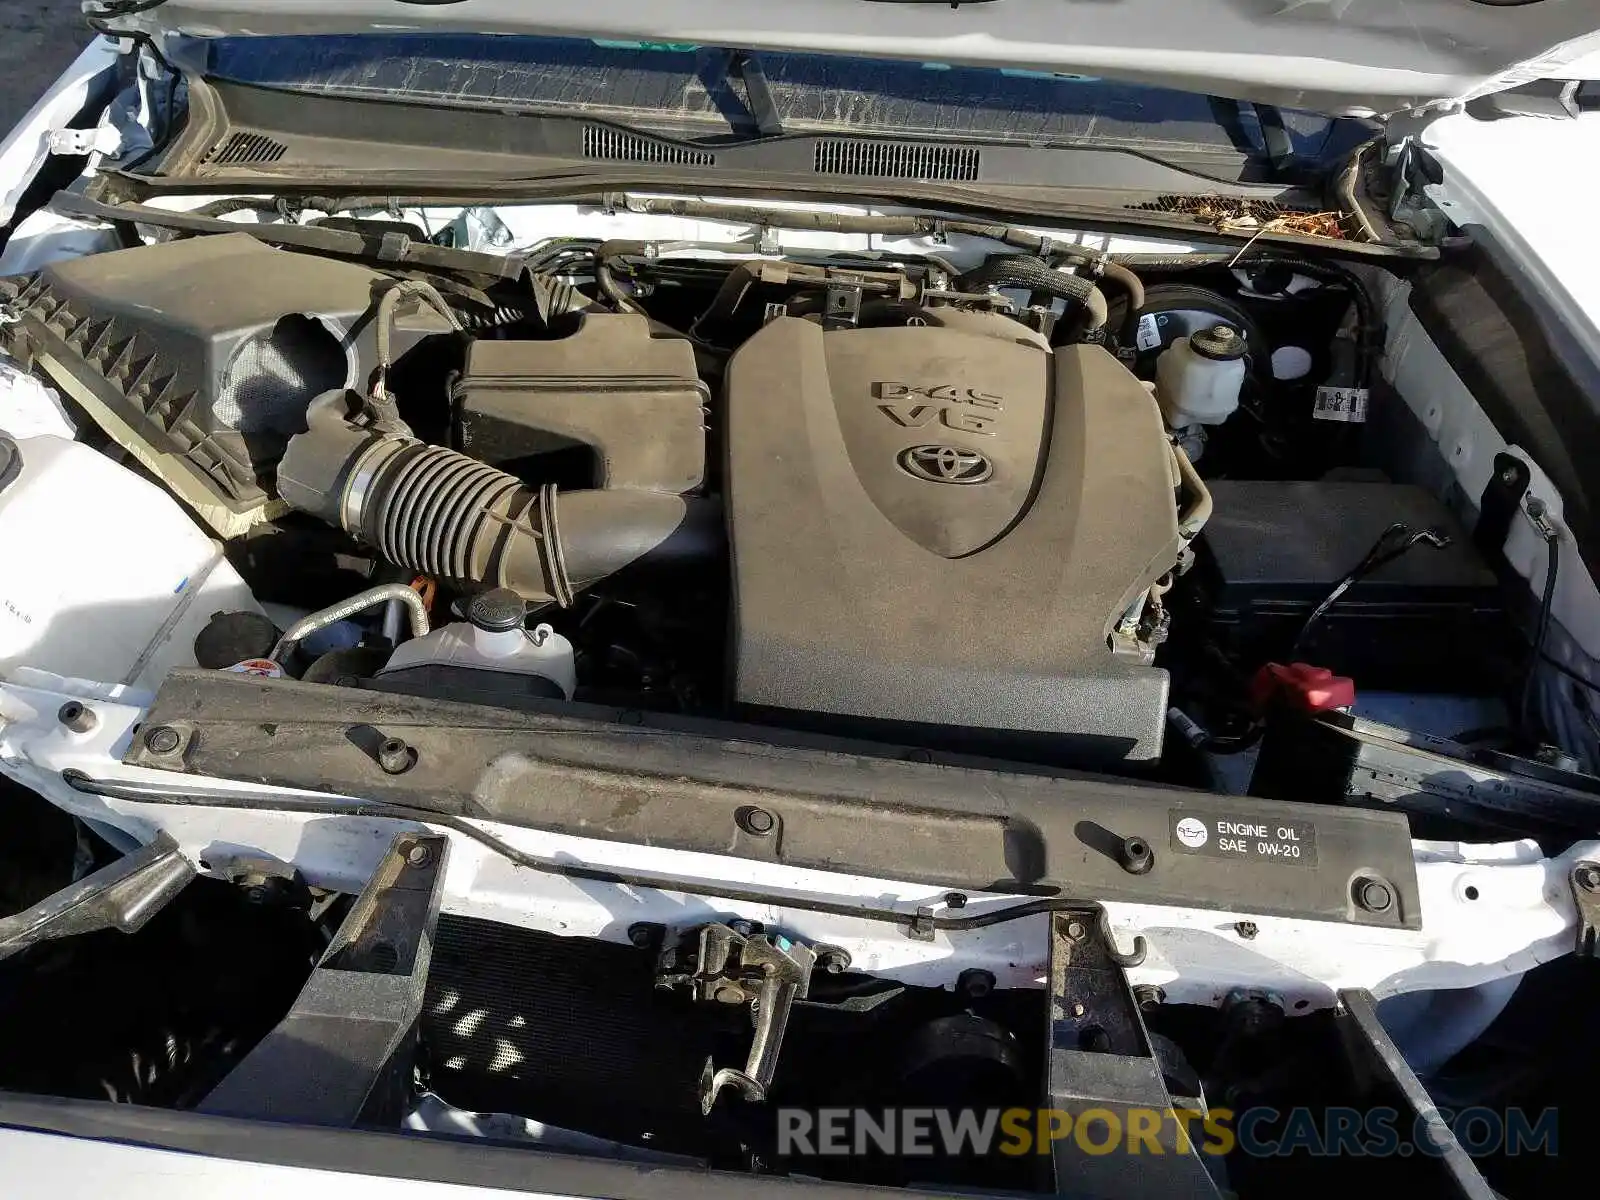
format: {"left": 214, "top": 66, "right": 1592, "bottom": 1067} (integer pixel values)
{"left": 277, "top": 393, "right": 720, "bottom": 605}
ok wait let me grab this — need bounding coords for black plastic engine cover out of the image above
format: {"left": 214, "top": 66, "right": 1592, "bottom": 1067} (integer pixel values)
{"left": 723, "top": 310, "right": 1182, "bottom": 764}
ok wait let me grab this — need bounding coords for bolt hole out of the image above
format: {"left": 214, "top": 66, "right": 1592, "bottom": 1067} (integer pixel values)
{"left": 198, "top": 859, "right": 212, "bottom": 872}
{"left": 1464, "top": 885, "right": 1480, "bottom": 900}
{"left": 382, "top": 738, "right": 405, "bottom": 755}
{"left": 1128, "top": 840, "right": 1147, "bottom": 855}
{"left": 1293, "top": 999, "right": 1309, "bottom": 1011}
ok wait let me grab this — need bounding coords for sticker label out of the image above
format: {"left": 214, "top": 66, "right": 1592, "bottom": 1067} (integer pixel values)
{"left": 226, "top": 658, "right": 284, "bottom": 678}
{"left": 1135, "top": 313, "right": 1164, "bottom": 352}
{"left": 1313, "top": 386, "right": 1369, "bottom": 423}
{"left": 1169, "top": 811, "right": 1317, "bottom": 866}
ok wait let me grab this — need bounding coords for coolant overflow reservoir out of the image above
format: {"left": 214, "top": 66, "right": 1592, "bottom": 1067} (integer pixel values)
{"left": 378, "top": 587, "right": 577, "bottom": 698}
{"left": 1155, "top": 323, "right": 1247, "bottom": 428}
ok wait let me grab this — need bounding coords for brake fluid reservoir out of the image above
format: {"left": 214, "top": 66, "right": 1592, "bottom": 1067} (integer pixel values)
{"left": 378, "top": 588, "right": 577, "bottom": 698}
{"left": 1155, "top": 324, "right": 1247, "bottom": 427}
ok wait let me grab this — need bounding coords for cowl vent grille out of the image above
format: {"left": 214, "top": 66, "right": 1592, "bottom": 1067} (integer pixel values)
{"left": 202, "top": 131, "right": 289, "bottom": 167}
{"left": 581, "top": 125, "right": 715, "bottom": 167}
{"left": 813, "top": 140, "right": 980, "bottom": 181}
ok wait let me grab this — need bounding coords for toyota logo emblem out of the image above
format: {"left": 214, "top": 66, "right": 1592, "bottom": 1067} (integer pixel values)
{"left": 898, "top": 444, "right": 993, "bottom": 485}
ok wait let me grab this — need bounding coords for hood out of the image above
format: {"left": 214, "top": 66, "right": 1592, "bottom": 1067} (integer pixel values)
{"left": 89, "top": 0, "right": 1600, "bottom": 118}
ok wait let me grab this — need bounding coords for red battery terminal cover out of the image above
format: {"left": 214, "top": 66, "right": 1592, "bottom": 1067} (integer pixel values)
{"left": 1250, "top": 662, "right": 1357, "bottom": 714}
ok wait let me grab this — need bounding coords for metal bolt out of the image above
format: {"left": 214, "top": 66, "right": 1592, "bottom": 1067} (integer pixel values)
{"left": 57, "top": 701, "right": 96, "bottom": 734}
{"left": 737, "top": 806, "right": 776, "bottom": 837}
{"left": 1118, "top": 835, "right": 1155, "bottom": 875}
{"left": 1500, "top": 465, "right": 1520, "bottom": 486}
{"left": 713, "top": 984, "right": 746, "bottom": 1004}
{"left": 1071, "top": 1002, "right": 1086, "bottom": 1018}
{"left": 1577, "top": 865, "right": 1600, "bottom": 894}
{"left": 144, "top": 725, "right": 181, "bottom": 755}
{"left": 1235, "top": 920, "right": 1259, "bottom": 940}
{"left": 377, "top": 737, "right": 414, "bottom": 775}
{"left": 405, "top": 842, "right": 433, "bottom": 869}
{"left": 1065, "top": 920, "right": 1087, "bottom": 942}
{"left": 957, "top": 968, "right": 995, "bottom": 999}
{"left": 1354, "top": 876, "right": 1393, "bottom": 914}
{"left": 729, "top": 919, "right": 757, "bottom": 937}
{"left": 628, "top": 923, "right": 661, "bottom": 949}
{"left": 944, "top": 892, "right": 968, "bottom": 910}
{"left": 819, "top": 947, "right": 853, "bottom": 975}
{"left": 1133, "top": 984, "right": 1167, "bottom": 1011}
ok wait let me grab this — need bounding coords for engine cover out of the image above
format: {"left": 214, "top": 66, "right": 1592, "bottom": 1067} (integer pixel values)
{"left": 724, "top": 310, "right": 1182, "bottom": 764}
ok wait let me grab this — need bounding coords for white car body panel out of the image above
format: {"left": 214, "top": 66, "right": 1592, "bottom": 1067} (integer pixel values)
{"left": 0, "top": 38, "right": 119, "bottom": 228}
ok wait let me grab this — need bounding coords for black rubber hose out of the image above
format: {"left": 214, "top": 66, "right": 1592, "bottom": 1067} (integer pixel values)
{"left": 955, "top": 255, "right": 1108, "bottom": 330}
{"left": 958, "top": 255, "right": 1095, "bottom": 304}
{"left": 278, "top": 411, "right": 721, "bottom": 606}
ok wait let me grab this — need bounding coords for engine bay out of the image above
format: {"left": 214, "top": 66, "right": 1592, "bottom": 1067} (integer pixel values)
{"left": 2, "top": 193, "right": 1598, "bottom": 1198}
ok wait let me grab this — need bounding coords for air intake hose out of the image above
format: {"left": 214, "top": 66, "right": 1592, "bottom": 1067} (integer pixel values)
{"left": 277, "top": 391, "right": 720, "bottom": 606}
{"left": 955, "top": 256, "right": 1108, "bottom": 331}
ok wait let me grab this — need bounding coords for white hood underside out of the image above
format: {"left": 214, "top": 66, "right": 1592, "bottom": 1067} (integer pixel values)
{"left": 91, "top": 0, "right": 1600, "bottom": 117}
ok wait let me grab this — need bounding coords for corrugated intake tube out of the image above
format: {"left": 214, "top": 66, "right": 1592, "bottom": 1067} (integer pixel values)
{"left": 277, "top": 392, "right": 721, "bottom": 606}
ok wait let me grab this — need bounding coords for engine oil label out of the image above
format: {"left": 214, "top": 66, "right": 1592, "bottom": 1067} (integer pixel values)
{"left": 1169, "top": 811, "right": 1317, "bottom": 866}
{"left": 1313, "top": 386, "right": 1369, "bottom": 423}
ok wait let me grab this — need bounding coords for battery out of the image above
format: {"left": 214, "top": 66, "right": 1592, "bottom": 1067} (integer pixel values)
{"left": 1199, "top": 480, "right": 1510, "bottom": 692}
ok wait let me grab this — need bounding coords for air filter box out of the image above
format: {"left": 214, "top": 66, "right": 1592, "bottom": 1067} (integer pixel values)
{"left": 0, "top": 234, "right": 450, "bottom": 536}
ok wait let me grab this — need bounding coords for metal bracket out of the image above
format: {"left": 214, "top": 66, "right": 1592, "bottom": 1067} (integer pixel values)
{"left": 200, "top": 831, "right": 449, "bottom": 1126}
{"left": 46, "top": 125, "right": 121, "bottom": 158}
{"left": 1572, "top": 861, "right": 1600, "bottom": 955}
{"left": 1045, "top": 910, "right": 1221, "bottom": 1198}
{"left": 0, "top": 833, "right": 194, "bottom": 961}
{"left": 1337, "top": 989, "right": 1500, "bottom": 1199}
{"left": 822, "top": 285, "right": 863, "bottom": 330}
{"left": 656, "top": 923, "right": 818, "bottom": 1112}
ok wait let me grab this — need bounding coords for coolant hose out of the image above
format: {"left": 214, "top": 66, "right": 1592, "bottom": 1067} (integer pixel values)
{"left": 277, "top": 394, "right": 721, "bottom": 606}
{"left": 1171, "top": 441, "right": 1213, "bottom": 541}
{"left": 270, "top": 583, "right": 431, "bottom": 664}
{"left": 1093, "top": 259, "right": 1145, "bottom": 316}
{"left": 955, "top": 256, "right": 1107, "bottom": 330}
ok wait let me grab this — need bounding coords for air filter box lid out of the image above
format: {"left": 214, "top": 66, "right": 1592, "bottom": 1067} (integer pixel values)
{"left": 456, "top": 315, "right": 708, "bottom": 493}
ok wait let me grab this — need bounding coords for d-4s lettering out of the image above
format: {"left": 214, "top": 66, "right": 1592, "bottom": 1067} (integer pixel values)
{"left": 877, "top": 383, "right": 1004, "bottom": 436}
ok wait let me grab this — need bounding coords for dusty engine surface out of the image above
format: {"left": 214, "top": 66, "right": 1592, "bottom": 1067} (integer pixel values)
{"left": 2, "top": 236, "right": 1189, "bottom": 765}
{"left": 725, "top": 310, "right": 1182, "bottom": 763}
